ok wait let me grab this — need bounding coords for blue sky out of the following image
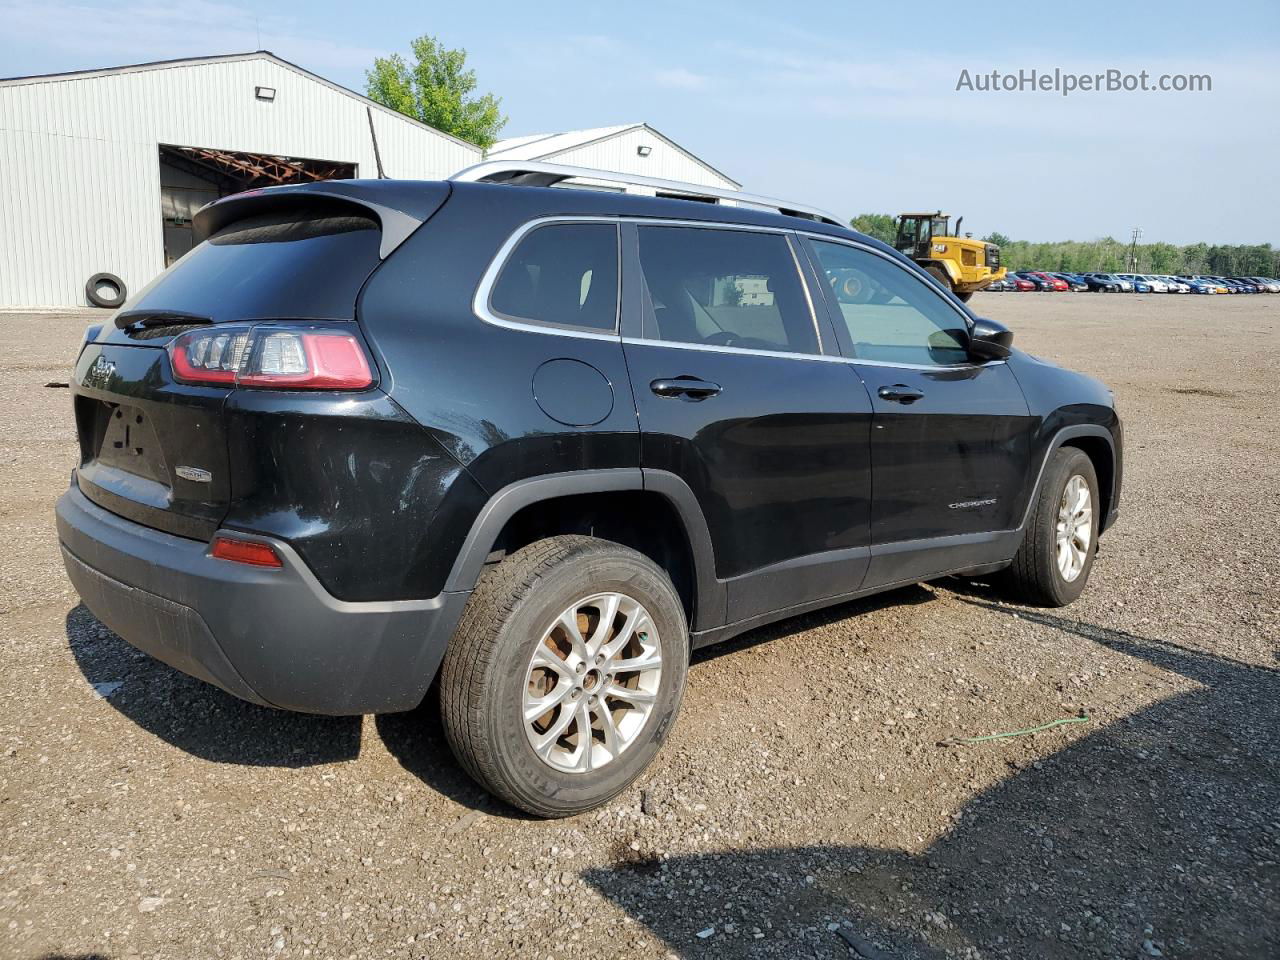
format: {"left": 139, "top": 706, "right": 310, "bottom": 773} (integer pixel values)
{"left": 3, "top": 0, "right": 1277, "bottom": 244}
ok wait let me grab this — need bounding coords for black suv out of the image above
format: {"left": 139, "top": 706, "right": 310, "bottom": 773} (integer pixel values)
{"left": 56, "top": 166, "right": 1122, "bottom": 817}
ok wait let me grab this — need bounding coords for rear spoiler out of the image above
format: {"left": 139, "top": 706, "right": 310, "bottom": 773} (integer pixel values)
{"left": 192, "top": 180, "right": 451, "bottom": 260}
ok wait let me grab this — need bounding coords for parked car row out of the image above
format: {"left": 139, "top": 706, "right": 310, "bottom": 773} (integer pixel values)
{"left": 988, "top": 271, "right": 1280, "bottom": 294}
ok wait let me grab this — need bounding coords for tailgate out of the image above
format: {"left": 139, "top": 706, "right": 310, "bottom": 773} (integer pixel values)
{"left": 73, "top": 342, "right": 233, "bottom": 539}
{"left": 68, "top": 182, "right": 451, "bottom": 540}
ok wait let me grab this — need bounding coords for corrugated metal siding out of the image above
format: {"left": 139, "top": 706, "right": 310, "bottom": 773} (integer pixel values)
{"left": 552, "top": 128, "right": 737, "bottom": 190}
{"left": 0, "top": 57, "right": 480, "bottom": 307}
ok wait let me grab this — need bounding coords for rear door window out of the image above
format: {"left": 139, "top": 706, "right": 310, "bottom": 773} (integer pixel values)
{"left": 635, "top": 226, "right": 819, "bottom": 355}
{"left": 489, "top": 222, "right": 620, "bottom": 332}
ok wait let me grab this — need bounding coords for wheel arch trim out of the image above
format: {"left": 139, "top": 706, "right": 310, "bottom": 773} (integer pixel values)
{"left": 442, "top": 468, "right": 723, "bottom": 630}
{"left": 1021, "top": 424, "right": 1117, "bottom": 532}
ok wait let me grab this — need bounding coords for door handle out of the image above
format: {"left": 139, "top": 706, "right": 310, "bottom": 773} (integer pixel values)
{"left": 650, "top": 378, "right": 722, "bottom": 401}
{"left": 877, "top": 384, "right": 925, "bottom": 404}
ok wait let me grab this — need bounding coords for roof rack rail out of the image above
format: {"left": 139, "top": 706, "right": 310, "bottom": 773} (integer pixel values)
{"left": 449, "top": 160, "right": 845, "bottom": 227}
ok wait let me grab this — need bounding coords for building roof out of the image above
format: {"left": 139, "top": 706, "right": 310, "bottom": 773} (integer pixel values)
{"left": 488, "top": 122, "right": 739, "bottom": 189}
{"left": 0, "top": 51, "right": 483, "bottom": 154}
{"left": 489, "top": 124, "right": 637, "bottom": 159}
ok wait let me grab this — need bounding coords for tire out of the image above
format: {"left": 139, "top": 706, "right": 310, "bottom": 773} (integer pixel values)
{"left": 1002, "top": 447, "right": 1100, "bottom": 607}
{"left": 439, "top": 535, "right": 689, "bottom": 817}
{"left": 955, "top": 290, "right": 974, "bottom": 303}
{"left": 85, "top": 272, "right": 126, "bottom": 309}
{"left": 924, "top": 264, "right": 952, "bottom": 294}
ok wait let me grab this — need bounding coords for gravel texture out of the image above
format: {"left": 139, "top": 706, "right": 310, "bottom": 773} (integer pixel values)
{"left": 1, "top": 294, "right": 1276, "bottom": 959}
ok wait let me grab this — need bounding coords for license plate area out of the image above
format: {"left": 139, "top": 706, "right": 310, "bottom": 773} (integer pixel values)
{"left": 93, "top": 403, "right": 170, "bottom": 485}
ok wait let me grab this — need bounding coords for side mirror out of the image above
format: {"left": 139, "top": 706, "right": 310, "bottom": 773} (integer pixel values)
{"left": 969, "top": 317, "right": 1013, "bottom": 360}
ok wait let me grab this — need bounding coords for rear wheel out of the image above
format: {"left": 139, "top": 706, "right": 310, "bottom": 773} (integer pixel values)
{"left": 1002, "top": 448, "right": 1099, "bottom": 606}
{"left": 439, "top": 536, "right": 688, "bottom": 817}
{"left": 955, "top": 290, "right": 974, "bottom": 303}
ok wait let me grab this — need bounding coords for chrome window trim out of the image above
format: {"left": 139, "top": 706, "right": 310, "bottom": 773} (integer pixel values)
{"left": 473, "top": 216, "right": 623, "bottom": 341}
{"left": 619, "top": 337, "right": 1004, "bottom": 371}
{"left": 620, "top": 337, "right": 848, "bottom": 364}
{"left": 475, "top": 215, "right": 829, "bottom": 353}
{"left": 850, "top": 356, "right": 1006, "bottom": 371}
{"left": 471, "top": 217, "right": 1009, "bottom": 372}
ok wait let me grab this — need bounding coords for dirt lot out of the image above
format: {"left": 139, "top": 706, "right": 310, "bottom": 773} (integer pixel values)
{"left": 1, "top": 293, "right": 1276, "bottom": 960}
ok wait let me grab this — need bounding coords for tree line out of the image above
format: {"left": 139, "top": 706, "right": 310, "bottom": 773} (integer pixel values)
{"left": 850, "top": 214, "right": 1279, "bottom": 276}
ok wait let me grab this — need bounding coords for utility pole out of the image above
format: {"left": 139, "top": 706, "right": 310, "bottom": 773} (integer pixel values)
{"left": 1127, "top": 227, "right": 1143, "bottom": 272}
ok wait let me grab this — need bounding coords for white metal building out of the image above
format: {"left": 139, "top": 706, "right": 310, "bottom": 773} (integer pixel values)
{"left": 488, "top": 124, "right": 739, "bottom": 192}
{"left": 0, "top": 52, "right": 482, "bottom": 308}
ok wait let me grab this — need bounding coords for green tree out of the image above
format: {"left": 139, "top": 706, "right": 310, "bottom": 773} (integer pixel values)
{"left": 366, "top": 35, "right": 507, "bottom": 149}
{"left": 982, "top": 232, "right": 1011, "bottom": 248}
{"left": 850, "top": 214, "right": 898, "bottom": 246}
{"left": 1147, "top": 242, "right": 1179, "bottom": 274}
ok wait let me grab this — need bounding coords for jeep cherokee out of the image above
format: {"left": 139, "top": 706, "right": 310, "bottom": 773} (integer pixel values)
{"left": 56, "top": 163, "right": 1122, "bottom": 817}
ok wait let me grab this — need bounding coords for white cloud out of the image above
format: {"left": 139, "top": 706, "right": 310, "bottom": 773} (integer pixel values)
{"left": 653, "top": 67, "right": 709, "bottom": 91}
{"left": 0, "top": 0, "right": 383, "bottom": 79}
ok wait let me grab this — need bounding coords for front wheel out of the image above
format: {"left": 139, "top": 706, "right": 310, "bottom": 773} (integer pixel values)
{"left": 1002, "top": 448, "right": 1100, "bottom": 606}
{"left": 439, "top": 536, "right": 688, "bottom": 817}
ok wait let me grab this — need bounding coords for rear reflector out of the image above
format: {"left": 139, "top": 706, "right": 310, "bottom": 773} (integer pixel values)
{"left": 169, "top": 323, "right": 373, "bottom": 390}
{"left": 211, "top": 536, "right": 283, "bottom": 568}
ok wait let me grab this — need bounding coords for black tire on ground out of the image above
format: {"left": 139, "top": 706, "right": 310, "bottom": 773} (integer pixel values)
{"left": 955, "top": 290, "right": 974, "bottom": 303}
{"left": 1002, "top": 447, "right": 1100, "bottom": 607}
{"left": 85, "top": 273, "right": 127, "bottom": 309}
{"left": 439, "top": 535, "right": 689, "bottom": 818}
{"left": 923, "top": 264, "right": 952, "bottom": 294}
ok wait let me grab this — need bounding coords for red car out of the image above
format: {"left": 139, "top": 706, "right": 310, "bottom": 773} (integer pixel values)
{"left": 1028, "top": 271, "right": 1069, "bottom": 291}
{"left": 1007, "top": 275, "right": 1035, "bottom": 291}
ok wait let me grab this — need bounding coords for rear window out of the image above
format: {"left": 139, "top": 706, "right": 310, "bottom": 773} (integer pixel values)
{"left": 122, "top": 204, "right": 382, "bottom": 324}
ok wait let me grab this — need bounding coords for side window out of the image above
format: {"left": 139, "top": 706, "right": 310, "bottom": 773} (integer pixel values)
{"left": 636, "top": 226, "right": 819, "bottom": 355}
{"left": 809, "top": 239, "right": 970, "bottom": 365}
{"left": 490, "top": 222, "right": 619, "bottom": 331}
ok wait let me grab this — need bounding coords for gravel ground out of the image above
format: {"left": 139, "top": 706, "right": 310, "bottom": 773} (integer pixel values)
{"left": 1, "top": 294, "right": 1276, "bottom": 960}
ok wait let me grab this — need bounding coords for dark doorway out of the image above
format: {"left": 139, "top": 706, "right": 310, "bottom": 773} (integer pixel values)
{"left": 157, "top": 144, "right": 356, "bottom": 266}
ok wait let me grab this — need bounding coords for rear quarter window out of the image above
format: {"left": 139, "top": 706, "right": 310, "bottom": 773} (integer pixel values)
{"left": 488, "top": 222, "right": 620, "bottom": 332}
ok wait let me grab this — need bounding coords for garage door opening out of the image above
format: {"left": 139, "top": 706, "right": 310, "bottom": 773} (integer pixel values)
{"left": 158, "top": 145, "right": 356, "bottom": 265}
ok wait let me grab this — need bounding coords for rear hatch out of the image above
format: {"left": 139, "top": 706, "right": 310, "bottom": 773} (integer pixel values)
{"left": 72, "top": 182, "right": 449, "bottom": 540}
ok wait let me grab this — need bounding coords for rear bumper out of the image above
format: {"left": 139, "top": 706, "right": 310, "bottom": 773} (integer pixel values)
{"left": 56, "top": 480, "right": 469, "bottom": 715}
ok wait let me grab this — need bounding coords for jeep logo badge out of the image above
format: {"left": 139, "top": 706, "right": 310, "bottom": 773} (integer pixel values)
{"left": 85, "top": 355, "right": 116, "bottom": 386}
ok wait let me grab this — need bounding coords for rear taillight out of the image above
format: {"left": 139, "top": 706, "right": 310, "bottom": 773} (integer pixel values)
{"left": 168, "top": 324, "right": 373, "bottom": 389}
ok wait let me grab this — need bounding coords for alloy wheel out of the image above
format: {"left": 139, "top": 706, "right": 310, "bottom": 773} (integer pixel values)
{"left": 523, "top": 593, "right": 663, "bottom": 773}
{"left": 1055, "top": 475, "right": 1093, "bottom": 582}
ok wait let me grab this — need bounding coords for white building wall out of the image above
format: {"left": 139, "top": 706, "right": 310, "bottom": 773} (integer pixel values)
{"left": 549, "top": 127, "right": 737, "bottom": 190}
{"left": 0, "top": 56, "right": 480, "bottom": 307}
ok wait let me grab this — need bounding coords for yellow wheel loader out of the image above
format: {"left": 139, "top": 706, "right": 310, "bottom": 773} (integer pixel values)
{"left": 894, "top": 212, "right": 1005, "bottom": 302}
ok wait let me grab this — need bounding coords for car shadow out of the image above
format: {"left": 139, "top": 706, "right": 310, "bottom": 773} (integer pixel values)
{"left": 584, "top": 610, "right": 1280, "bottom": 958}
{"left": 375, "top": 689, "right": 534, "bottom": 820}
{"left": 67, "top": 602, "right": 520, "bottom": 815}
{"left": 65, "top": 604, "right": 361, "bottom": 767}
{"left": 692, "top": 583, "right": 937, "bottom": 665}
